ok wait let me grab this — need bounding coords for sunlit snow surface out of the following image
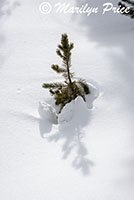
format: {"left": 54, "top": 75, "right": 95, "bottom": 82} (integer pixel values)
{"left": 0, "top": 0, "right": 133, "bottom": 200}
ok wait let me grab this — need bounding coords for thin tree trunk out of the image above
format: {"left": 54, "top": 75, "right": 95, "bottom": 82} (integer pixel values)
{"left": 66, "top": 61, "right": 72, "bottom": 85}
{"left": 66, "top": 61, "right": 77, "bottom": 99}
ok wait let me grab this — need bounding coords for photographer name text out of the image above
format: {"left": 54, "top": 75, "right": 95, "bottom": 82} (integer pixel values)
{"left": 39, "top": 2, "right": 131, "bottom": 16}
{"left": 55, "top": 2, "right": 130, "bottom": 16}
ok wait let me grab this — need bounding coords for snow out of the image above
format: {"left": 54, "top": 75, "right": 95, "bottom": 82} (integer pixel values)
{"left": 58, "top": 84, "right": 98, "bottom": 123}
{"left": 58, "top": 99, "right": 75, "bottom": 124}
{"left": 38, "top": 101, "right": 58, "bottom": 124}
{"left": 0, "top": 0, "right": 134, "bottom": 200}
{"left": 58, "top": 96, "right": 90, "bottom": 128}
{"left": 58, "top": 96, "right": 88, "bottom": 124}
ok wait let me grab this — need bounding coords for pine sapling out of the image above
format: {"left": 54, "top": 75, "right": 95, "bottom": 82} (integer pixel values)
{"left": 42, "top": 33, "right": 90, "bottom": 113}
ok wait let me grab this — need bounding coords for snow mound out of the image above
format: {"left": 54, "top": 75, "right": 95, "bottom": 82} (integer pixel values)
{"left": 86, "top": 82, "right": 99, "bottom": 109}
{"left": 38, "top": 101, "right": 58, "bottom": 124}
{"left": 58, "top": 96, "right": 89, "bottom": 125}
{"left": 58, "top": 82, "right": 99, "bottom": 124}
{"left": 72, "top": 96, "right": 89, "bottom": 126}
{"left": 39, "top": 82, "right": 98, "bottom": 125}
{"left": 58, "top": 100, "right": 75, "bottom": 124}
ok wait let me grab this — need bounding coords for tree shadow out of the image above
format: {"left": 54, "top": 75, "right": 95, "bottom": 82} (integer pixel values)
{"left": 71, "top": 126, "right": 94, "bottom": 175}
{"left": 42, "top": 97, "right": 94, "bottom": 176}
{"left": 10, "top": 96, "right": 96, "bottom": 176}
{"left": 48, "top": 124, "right": 94, "bottom": 176}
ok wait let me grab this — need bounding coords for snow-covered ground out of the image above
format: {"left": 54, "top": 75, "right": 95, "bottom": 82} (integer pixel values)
{"left": 0, "top": 0, "right": 134, "bottom": 200}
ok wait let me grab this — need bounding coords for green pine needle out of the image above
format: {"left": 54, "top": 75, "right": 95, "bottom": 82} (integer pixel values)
{"left": 51, "top": 64, "right": 66, "bottom": 73}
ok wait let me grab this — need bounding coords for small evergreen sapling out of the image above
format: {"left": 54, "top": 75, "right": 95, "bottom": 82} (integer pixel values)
{"left": 42, "top": 34, "right": 90, "bottom": 113}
